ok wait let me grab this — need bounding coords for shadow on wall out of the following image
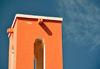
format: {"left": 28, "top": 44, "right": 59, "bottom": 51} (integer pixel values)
{"left": 39, "top": 23, "right": 52, "bottom": 36}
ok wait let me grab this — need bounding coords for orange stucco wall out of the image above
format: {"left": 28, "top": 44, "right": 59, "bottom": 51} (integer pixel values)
{"left": 9, "top": 20, "right": 17, "bottom": 69}
{"left": 9, "top": 17, "right": 63, "bottom": 69}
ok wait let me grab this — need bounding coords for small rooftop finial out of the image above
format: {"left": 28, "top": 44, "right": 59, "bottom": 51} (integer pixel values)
{"left": 7, "top": 28, "right": 13, "bottom": 33}
{"left": 38, "top": 18, "right": 43, "bottom": 24}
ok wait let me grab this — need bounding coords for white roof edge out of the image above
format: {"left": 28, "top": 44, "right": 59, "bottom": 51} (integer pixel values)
{"left": 16, "top": 14, "right": 63, "bottom": 21}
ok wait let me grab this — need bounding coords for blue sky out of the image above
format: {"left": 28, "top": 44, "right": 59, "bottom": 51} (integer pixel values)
{"left": 0, "top": 0, "right": 100, "bottom": 69}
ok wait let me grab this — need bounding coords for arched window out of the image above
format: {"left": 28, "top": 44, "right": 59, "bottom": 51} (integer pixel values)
{"left": 34, "top": 37, "right": 45, "bottom": 69}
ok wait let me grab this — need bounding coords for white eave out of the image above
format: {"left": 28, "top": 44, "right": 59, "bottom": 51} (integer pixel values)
{"left": 16, "top": 14, "right": 63, "bottom": 21}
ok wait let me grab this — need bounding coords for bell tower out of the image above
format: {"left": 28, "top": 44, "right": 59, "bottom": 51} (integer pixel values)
{"left": 7, "top": 14, "right": 63, "bottom": 69}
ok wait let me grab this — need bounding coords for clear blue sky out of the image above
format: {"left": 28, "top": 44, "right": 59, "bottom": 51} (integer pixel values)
{"left": 0, "top": 0, "right": 100, "bottom": 69}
